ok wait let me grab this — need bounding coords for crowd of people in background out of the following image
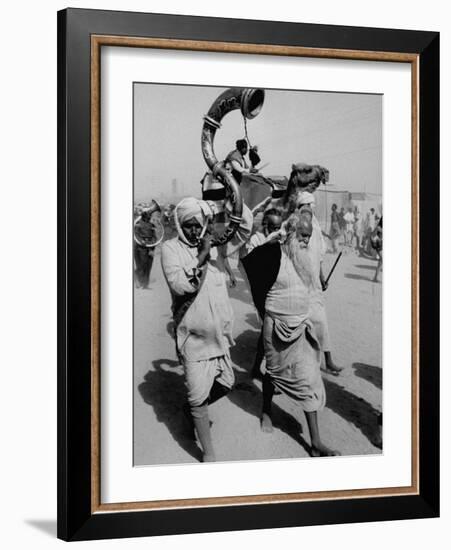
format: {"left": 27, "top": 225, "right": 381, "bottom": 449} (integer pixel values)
{"left": 328, "top": 204, "right": 382, "bottom": 259}
{"left": 134, "top": 200, "right": 383, "bottom": 290}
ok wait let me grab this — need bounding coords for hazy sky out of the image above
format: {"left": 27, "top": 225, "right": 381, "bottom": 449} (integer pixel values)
{"left": 134, "top": 83, "right": 382, "bottom": 203}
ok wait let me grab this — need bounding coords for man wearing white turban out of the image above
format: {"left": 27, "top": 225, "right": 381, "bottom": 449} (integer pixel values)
{"left": 161, "top": 197, "right": 253, "bottom": 462}
{"left": 296, "top": 192, "right": 343, "bottom": 376}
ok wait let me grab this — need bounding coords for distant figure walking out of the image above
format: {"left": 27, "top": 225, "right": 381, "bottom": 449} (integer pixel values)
{"left": 338, "top": 207, "right": 346, "bottom": 243}
{"left": 371, "top": 216, "right": 383, "bottom": 282}
{"left": 329, "top": 203, "right": 341, "bottom": 253}
{"left": 362, "top": 208, "right": 377, "bottom": 253}
{"left": 343, "top": 207, "right": 355, "bottom": 247}
{"left": 353, "top": 206, "right": 363, "bottom": 251}
{"left": 134, "top": 209, "right": 157, "bottom": 289}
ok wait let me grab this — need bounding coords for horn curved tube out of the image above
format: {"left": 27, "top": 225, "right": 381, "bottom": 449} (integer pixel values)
{"left": 133, "top": 217, "right": 164, "bottom": 248}
{"left": 201, "top": 87, "right": 265, "bottom": 246}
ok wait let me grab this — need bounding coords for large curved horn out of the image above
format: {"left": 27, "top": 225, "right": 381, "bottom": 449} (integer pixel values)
{"left": 201, "top": 88, "right": 265, "bottom": 246}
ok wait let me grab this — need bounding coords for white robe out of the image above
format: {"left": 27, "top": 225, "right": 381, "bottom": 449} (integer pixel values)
{"left": 161, "top": 206, "right": 252, "bottom": 405}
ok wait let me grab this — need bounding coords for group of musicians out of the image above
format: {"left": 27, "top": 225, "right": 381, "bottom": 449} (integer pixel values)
{"left": 135, "top": 141, "right": 382, "bottom": 462}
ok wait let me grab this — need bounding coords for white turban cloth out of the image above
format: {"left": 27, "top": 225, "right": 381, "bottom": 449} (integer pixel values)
{"left": 176, "top": 197, "right": 213, "bottom": 226}
{"left": 296, "top": 191, "right": 316, "bottom": 207}
{"left": 175, "top": 197, "right": 214, "bottom": 244}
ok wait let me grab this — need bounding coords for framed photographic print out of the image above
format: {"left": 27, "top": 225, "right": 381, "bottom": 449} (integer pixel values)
{"left": 57, "top": 8, "right": 439, "bottom": 541}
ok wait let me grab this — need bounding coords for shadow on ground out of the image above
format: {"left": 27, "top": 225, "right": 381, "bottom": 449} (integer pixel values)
{"left": 138, "top": 359, "right": 203, "bottom": 462}
{"left": 345, "top": 273, "right": 375, "bottom": 282}
{"left": 228, "top": 381, "right": 311, "bottom": 455}
{"left": 229, "top": 330, "right": 311, "bottom": 455}
{"left": 355, "top": 264, "right": 378, "bottom": 270}
{"left": 228, "top": 274, "right": 253, "bottom": 306}
{"left": 324, "top": 377, "right": 382, "bottom": 448}
{"left": 352, "top": 362, "right": 382, "bottom": 390}
{"left": 230, "top": 329, "right": 260, "bottom": 374}
{"left": 244, "top": 312, "right": 261, "bottom": 331}
{"left": 138, "top": 333, "right": 381, "bottom": 462}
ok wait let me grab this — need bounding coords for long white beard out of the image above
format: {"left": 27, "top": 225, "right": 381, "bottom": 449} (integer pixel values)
{"left": 283, "top": 235, "right": 314, "bottom": 288}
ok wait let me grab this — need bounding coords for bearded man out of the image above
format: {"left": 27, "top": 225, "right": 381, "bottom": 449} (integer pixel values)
{"left": 161, "top": 197, "right": 252, "bottom": 462}
{"left": 242, "top": 208, "right": 339, "bottom": 457}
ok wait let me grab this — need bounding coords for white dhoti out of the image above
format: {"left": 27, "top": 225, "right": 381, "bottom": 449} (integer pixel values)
{"left": 263, "top": 315, "right": 325, "bottom": 412}
{"left": 184, "top": 354, "right": 235, "bottom": 407}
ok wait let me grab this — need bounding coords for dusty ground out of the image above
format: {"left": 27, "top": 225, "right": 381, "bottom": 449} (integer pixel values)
{"left": 133, "top": 243, "right": 382, "bottom": 465}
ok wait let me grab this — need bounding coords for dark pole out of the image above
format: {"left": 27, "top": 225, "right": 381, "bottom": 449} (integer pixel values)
{"left": 325, "top": 251, "right": 343, "bottom": 286}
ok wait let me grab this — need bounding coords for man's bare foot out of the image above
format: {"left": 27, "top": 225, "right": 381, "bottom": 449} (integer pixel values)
{"left": 310, "top": 443, "right": 341, "bottom": 457}
{"left": 260, "top": 413, "right": 274, "bottom": 433}
{"left": 324, "top": 352, "right": 343, "bottom": 376}
{"left": 325, "top": 363, "right": 344, "bottom": 376}
{"left": 202, "top": 453, "right": 216, "bottom": 462}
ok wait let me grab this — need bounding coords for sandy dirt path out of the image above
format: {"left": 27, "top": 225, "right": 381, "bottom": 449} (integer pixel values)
{"left": 133, "top": 245, "right": 382, "bottom": 465}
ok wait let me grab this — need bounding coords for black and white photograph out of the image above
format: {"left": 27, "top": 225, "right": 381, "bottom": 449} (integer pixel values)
{"left": 133, "top": 83, "right": 383, "bottom": 465}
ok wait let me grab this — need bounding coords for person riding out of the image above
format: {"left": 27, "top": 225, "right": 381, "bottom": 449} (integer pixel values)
{"left": 224, "top": 139, "right": 257, "bottom": 184}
